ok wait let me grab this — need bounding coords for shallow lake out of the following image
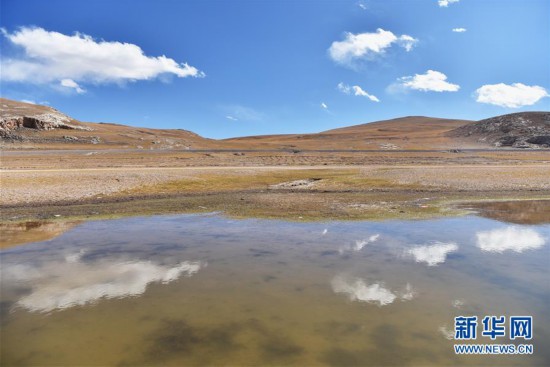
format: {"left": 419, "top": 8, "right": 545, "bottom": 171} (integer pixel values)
{"left": 1, "top": 213, "right": 549, "bottom": 366}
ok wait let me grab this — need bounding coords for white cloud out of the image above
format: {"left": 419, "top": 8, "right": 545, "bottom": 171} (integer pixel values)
{"left": 60, "top": 78, "right": 86, "bottom": 94}
{"left": 357, "top": 3, "right": 368, "bottom": 10}
{"left": 337, "top": 83, "right": 352, "bottom": 94}
{"left": 225, "top": 115, "right": 238, "bottom": 121}
{"left": 1, "top": 27, "right": 204, "bottom": 88}
{"left": 438, "top": 0, "right": 459, "bottom": 7}
{"left": 452, "top": 28, "right": 467, "bottom": 33}
{"left": 321, "top": 102, "right": 328, "bottom": 109}
{"left": 406, "top": 241, "right": 458, "bottom": 266}
{"left": 397, "top": 35, "right": 417, "bottom": 52}
{"left": 331, "top": 275, "right": 414, "bottom": 306}
{"left": 337, "top": 82, "right": 380, "bottom": 102}
{"left": 476, "top": 226, "right": 545, "bottom": 253}
{"left": 475, "top": 83, "right": 549, "bottom": 108}
{"left": 398, "top": 70, "right": 460, "bottom": 92}
{"left": 3, "top": 255, "right": 204, "bottom": 313}
{"left": 20, "top": 99, "right": 36, "bottom": 104}
{"left": 328, "top": 28, "right": 418, "bottom": 66}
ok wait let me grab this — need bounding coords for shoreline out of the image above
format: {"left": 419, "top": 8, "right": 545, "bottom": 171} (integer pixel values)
{"left": 2, "top": 194, "right": 549, "bottom": 250}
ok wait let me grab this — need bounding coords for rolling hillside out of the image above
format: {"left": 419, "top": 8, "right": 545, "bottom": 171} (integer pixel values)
{"left": 0, "top": 98, "right": 216, "bottom": 150}
{"left": 2, "top": 98, "right": 548, "bottom": 151}
{"left": 225, "top": 116, "right": 473, "bottom": 150}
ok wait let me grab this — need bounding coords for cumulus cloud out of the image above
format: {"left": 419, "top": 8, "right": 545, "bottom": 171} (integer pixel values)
{"left": 337, "top": 82, "right": 380, "bottom": 102}
{"left": 60, "top": 78, "right": 86, "bottom": 94}
{"left": 452, "top": 28, "right": 467, "bottom": 33}
{"left": 1, "top": 27, "right": 204, "bottom": 88}
{"left": 331, "top": 275, "right": 415, "bottom": 306}
{"left": 438, "top": 0, "right": 459, "bottom": 7}
{"left": 321, "top": 102, "right": 328, "bottom": 109}
{"left": 397, "top": 70, "right": 460, "bottom": 92}
{"left": 475, "top": 83, "right": 549, "bottom": 108}
{"left": 406, "top": 241, "right": 458, "bottom": 266}
{"left": 397, "top": 35, "right": 417, "bottom": 52}
{"left": 476, "top": 226, "right": 545, "bottom": 253}
{"left": 328, "top": 28, "right": 418, "bottom": 66}
{"left": 3, "top": 254, "right": 204, "bottom": 312}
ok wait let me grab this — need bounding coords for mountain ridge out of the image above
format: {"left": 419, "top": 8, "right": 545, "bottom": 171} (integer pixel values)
{"left": 1, "top": 98, "right": 548, "bottom": 150}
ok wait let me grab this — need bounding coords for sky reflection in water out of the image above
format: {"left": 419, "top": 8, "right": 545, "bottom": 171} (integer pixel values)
{"left": 1, "top": 214, "right": 549, "bottom": 366}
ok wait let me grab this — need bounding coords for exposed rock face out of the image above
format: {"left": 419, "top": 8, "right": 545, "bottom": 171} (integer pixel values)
{"left": 1, "top": 99, "right": 91, "bottom": 139}
{"left": 448, "top": 112, "right": 550, "bottom": 148}
{"left": 1, "top": 114, "right": 90, "bottom": 131}
{"left": 1, "top": 98, "right": 213, "bottom": 149}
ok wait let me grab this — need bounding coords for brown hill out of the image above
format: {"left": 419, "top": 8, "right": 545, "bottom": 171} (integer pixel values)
{"left": 2, "top": 98, "right": 548, "bottom": 151}
{"left": 0, "top": 98, "right": 216, "bottom": 150}
{"left": 448, "top": 112, "right": 550, "bottom": 149}
{"left": 224, "top": 116, "right": 473, "bottom": 150}
{"left": 1, "top": 98, "right": 89, "bottom": 135}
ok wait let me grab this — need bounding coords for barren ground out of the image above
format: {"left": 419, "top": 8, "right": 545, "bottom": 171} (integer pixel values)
{"left": 1, "top": 148, "right": 549, "bottom": 248}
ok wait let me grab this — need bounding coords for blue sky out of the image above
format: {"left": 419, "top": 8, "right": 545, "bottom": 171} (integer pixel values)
{"left": 1, "top": 0, "right": 549, "bottom": 138}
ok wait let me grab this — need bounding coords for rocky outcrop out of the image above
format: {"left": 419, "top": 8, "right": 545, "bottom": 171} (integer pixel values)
{"left": 448, "top": 112, "right": 550, "bottom": 148}
{"left": 1, "top": 99, "right": 92, "bottom": 139}
{"left": 1, "top": 113, "right": 91, "bottom": 136}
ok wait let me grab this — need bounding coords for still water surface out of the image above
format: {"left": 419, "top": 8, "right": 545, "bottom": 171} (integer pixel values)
{"left": 1, "top": 214, "right": 549, "bottom": 366}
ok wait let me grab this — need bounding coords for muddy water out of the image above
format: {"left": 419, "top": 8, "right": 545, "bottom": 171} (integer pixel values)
{"left": 1, "top": 214, "right": 549, "bottom": 366}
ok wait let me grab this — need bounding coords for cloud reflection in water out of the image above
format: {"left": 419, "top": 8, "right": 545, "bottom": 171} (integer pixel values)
{"left": 476, "top": 226, "right": 545, "bottom": 253}
{"left": 405, "top": 242, "right": 458, "bottom": 266}
{"left": 3, "top": 253, "right": 204, "bottom": 313}
{"left": 339, "top": 234, "right": 380, "bottom": 254}
{"left": 331, "top": 275, "right": 415, "bottom": 306}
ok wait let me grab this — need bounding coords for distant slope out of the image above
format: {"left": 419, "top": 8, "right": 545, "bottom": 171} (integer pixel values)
{"left": 321, "top": 116, "right": 468, "bottom": 134}
{"left": 225, "top": 116, "right": 473, "bottom": 150}
{"left": 3, "top": 98, "right": 548, "bottom": 151}
{"left": 448, "top": 112, "right": 550, "bottom": 149}
{"left": 0, "top": 98, "right": 215, "bottom": 149}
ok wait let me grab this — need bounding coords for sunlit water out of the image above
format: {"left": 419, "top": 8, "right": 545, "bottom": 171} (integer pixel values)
{"left": 1, "top": 214, "right": 549, "bottom": 366}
